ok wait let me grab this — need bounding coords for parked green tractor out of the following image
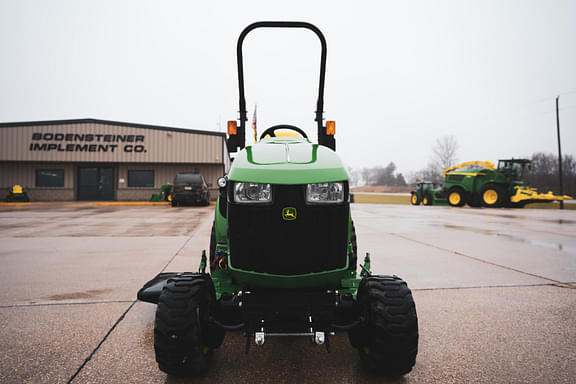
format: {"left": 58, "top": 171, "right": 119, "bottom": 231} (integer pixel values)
{"left": 138, "top": 21, "right": 418, "bottom": 377}
{"left": 410, "top": 181, "right": 446, "bottom": 206}
{"left": 412, "top": 159, "right": 572, "bottom": 208}
{"left": 149, "top": 183, "right": 173, "bottom": 202}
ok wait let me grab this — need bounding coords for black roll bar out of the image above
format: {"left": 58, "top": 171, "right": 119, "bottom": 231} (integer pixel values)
{"left": 228, "top": 21, "right": 334, "bottom": 153}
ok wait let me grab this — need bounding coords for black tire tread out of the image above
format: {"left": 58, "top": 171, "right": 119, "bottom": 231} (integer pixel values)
{"left": 480, "top": 183, "right": 505, "bottom": 208}
{"left": 357, "top": 275, "right": 418, "bottom": 376}
{"left": 447, "top": 188, "right": 465, "bottom": 207}
{"left": 154, "top": 275, "right": 211, "bottom": 376}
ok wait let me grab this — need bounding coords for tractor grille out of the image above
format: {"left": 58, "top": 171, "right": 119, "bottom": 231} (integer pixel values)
{"left": 228, "top": 184, "right": 349, "bottom": 275}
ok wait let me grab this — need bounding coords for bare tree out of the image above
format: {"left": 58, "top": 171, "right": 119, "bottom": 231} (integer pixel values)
{"left": 430, "top": 135, "right": 459, "bottom": 174}
{"left": 408, "top": 163, "right": 442, "bottom": 184}
{"left": 525, "top": 152, "right": 576, "bottom": 196}
{"left": 410, "top": 135, "right": 459, "bottom": 184}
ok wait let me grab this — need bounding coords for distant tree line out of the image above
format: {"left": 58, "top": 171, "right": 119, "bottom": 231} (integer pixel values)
{"left": 348, "top": 162, "right": 406, "bottom": 187}
{"left": 348, "top": 134, "right": 575, "bottom": 196}
{"left": 349, "top": 135, "right": 458, "bottom": 187}
{"left": 525, "top": 153, "right": 576, "bottom": 196}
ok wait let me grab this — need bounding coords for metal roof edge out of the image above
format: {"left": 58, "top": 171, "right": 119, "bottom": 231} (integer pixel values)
{"left": 0, "top": 118, "right": 226, "bottom": 137}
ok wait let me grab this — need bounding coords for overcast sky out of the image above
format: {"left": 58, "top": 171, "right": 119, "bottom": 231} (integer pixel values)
{"left": 1, "top": 0, "right": 575, "bottom": 176}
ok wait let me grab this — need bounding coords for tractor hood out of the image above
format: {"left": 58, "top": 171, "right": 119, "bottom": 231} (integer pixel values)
{"left": 228, "top": 137, "right": 349, "bottom": 184}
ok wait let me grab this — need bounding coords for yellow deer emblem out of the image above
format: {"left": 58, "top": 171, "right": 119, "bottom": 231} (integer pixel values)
{"left": 282, "top": 207, "right": 297, "bottom": 221}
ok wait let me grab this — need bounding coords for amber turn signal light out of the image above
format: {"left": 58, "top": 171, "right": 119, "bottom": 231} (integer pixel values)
{"left": 227, "top": 121, "right": 238, "bottom": 135}
{"left": 326, "top": 121, "right": 336, "bottom": 135}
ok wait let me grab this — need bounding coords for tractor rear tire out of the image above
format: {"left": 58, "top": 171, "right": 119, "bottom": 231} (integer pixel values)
{"left": 154, "top": 274, "right": 224, "bottom": 376}
{"left": 447, "top": 188, "right": 465, "bottom": 207}
{"left": 353, "top": 275, "right": 418, "bottom": 377}
{"left": 480, "top": 184, "right": 504, "bottom": 208}
{"left": 410, "top": 193, "right": 420, "bottom": 206}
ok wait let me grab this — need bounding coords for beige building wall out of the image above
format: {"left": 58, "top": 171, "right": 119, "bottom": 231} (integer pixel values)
{"left": 0, "top": 120, "right": 225, "bottom": 164}
{"left": 0, "top": 119, "right": 228, "bottom": 201}
{"left": 0, "top": 162, "right": 75, "bottom": 201}
{"left": 0, "top": 162, "right": 225, "bottom": 201}
{"left": 116, "top": 163, "right": 225, "bottom": 201}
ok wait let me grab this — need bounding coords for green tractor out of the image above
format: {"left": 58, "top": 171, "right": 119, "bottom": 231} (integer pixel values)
{"left": 138, "top": 21, "right": 418, "bottom": 377}
{"left": 149, "top": 183, "right": 173, "bottom": 202}
{"left": 410, "top": 181, "right": 446, "bottom": 206}
{"left": 442, "top": 159, "right": 571, "bottom": 208}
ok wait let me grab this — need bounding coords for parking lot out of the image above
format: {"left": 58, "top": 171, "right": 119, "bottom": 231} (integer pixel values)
{"left": 0, "top": 203, "right": 575, "bottom": 383}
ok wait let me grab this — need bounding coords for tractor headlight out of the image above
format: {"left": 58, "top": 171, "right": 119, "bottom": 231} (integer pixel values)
{"left": 306, "top": 182, "right": 344, "bottom": 204}
{"left": 234, "top": 182, "right": 272, "bottom": 203}
{"left": 217, "top": 176, "right": 228, "bottom": 188}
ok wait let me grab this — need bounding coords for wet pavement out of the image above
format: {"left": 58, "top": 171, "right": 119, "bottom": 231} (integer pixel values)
{"left": 0, "top": 203, "right": 574, "bottom": 383}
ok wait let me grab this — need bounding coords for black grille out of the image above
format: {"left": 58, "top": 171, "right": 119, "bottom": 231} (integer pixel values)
{"left": 228, "top": 184, "right": 349, "bottom": 275}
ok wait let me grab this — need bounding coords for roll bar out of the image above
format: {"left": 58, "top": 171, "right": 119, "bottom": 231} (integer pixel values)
{"left": 227, "top": 21, "right": 334, "bottom": 153}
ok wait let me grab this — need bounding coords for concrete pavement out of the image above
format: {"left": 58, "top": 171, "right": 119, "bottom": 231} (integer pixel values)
{"left": 0, "top": 203, "right": 574, "bottom": 383}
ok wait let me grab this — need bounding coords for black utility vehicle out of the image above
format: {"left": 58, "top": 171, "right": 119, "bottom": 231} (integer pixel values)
{"left": 171, "top": 173, "right": 210, "bottom": 206}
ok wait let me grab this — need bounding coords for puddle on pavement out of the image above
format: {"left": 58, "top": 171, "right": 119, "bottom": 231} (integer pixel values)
{"left": 544, "top": 219, "right": 576, "bottom": 225}
{"left": 44, "top": 288, "right": 113, "bottom": 301}
{"left": 444, "top": 224, "right": 575, "bottom": 254}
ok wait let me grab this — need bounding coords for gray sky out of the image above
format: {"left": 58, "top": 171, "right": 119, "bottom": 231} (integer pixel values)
{"left": 1, "top": 0, "right": 575, "bottom": 176}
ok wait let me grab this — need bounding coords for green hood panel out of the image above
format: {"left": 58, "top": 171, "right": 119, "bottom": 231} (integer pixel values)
{"left": 229, "top": 138, "right": 349, "bottom": 184}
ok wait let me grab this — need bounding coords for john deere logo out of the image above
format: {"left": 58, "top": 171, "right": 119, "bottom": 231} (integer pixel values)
{"left": 282, "top": 207, "right": 297, "bottom": 221}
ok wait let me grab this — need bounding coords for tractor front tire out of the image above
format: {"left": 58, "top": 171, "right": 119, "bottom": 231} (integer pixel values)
{"left": 480, "top": 184, "right": 504, "bottom": 208}
{"left": 447, "top": 188, "right": 465, "bottom": 207}
{"left": 423, "top": 194, "right": 432, "bottom": 206}
{"left": 154, "top": 274, "right": 223, "bottom": 377}
{"left": 354, "top": 275, "right": 418, "bottom": 377}
{"left": 410, "top": 193, "right": 420, "bottom": 206}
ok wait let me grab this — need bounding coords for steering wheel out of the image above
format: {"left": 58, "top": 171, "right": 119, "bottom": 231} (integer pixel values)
{"left": 259, "top": 124, "right": 309, "bottom": 140}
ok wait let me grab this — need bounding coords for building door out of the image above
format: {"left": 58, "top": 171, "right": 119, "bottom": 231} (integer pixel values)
{"left": 77, "top": 167, "right": 115, "bottom": 201}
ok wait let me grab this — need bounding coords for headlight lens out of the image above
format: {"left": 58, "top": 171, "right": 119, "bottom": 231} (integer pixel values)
{"left": 217, "top": 176, "right": 227, "bottom": 188}
{"left": 234, "top": 182, "right": 272, "bottom": 203}
{"left": 306, "top": 182, "right": 344, "bottom": 204}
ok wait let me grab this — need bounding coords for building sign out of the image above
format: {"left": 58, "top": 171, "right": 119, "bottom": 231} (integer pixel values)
{"left": 28, "top": 133, "right": 147, "bottom": 153}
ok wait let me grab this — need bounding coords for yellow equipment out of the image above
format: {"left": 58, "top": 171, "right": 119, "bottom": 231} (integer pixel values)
{"left": 510, "top": 186, "right": 572, "bottom": 203}
{"left": 442, "top": 161, "right": 496, "bottom": 178}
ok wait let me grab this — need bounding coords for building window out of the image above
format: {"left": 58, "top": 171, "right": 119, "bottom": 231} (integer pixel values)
{"left": 128, "top": 170, "right": 154, "bottom": 188}
{"left": 36, "top": 169, "right": 65, "bottom": 187}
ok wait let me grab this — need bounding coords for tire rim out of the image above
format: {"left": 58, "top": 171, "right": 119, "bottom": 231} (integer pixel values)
{"left": 449, "top": 192, "right": 461, "bottom": 205}
{"left": 483, "top": 189, "right": 498, "bottom": 205}
{"left": 411, "top": 194, "right": 418, "bottom": 204}
{"left": 423, "top": 197, "right": 428, "bottom": 205}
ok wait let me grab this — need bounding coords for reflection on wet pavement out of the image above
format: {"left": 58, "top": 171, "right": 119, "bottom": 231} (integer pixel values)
{"left": 443, "top": 224, "right": 576, "bottom": 254}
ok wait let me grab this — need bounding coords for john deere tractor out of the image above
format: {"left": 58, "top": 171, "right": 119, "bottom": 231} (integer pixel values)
{"left": 410, "top": 181, "right": 446, "bottom": 206}
{"left": 442, "top": 159, "right": 571, "bottom": 208}
{"left": 138, "top": 21, "right": 418, "bottom": 377}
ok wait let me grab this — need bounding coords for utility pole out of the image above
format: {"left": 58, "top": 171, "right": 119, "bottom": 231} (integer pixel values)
{"left": 556, "top": 95, "right": 564, "bottom": 210}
